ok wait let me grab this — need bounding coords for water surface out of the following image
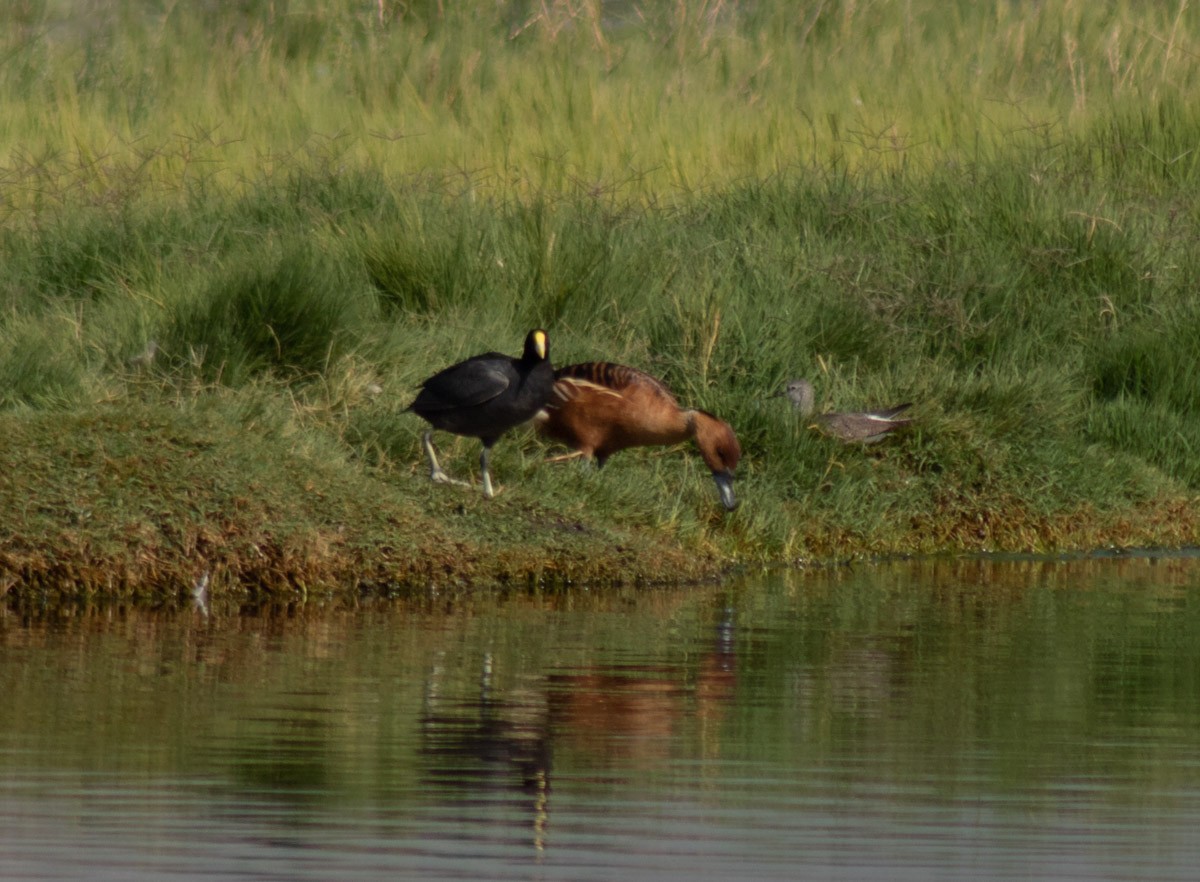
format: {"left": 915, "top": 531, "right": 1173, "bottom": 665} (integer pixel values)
{"left": 3, "top": 555, "right": 1200, "bottom": 880}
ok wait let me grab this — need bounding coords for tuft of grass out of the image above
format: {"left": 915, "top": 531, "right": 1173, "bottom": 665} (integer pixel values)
{"left": 0, "top": 319, "right": 91, "bottom": 409}
{"left": 1091, "top": 305, "right": 1200, "bottom": 414}
{"left": 1087, "top": 396, "right": 1200, "bottom": 490}
{"left": 164, "top": 240, "right": 372, "bottom": 386}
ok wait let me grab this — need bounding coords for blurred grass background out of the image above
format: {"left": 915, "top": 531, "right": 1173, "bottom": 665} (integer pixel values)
{"left": 2, "top": 0, "right": 1200, "bottom": 596}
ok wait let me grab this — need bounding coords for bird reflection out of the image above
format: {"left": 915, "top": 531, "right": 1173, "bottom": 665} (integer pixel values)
{"left": 416, "top": 608, "right": 739, "bottom": 855}
{"left": 419, "top": 653, "right": 552, "bottom": 790}
{"left": 418, "top": 653, "right": 552, "bottom": 854}
{"left": 548, "top": 612, "right": 737, "bottom": 766}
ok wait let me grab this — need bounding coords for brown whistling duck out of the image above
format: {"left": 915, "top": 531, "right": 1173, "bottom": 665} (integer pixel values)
{"left": 407, "top": 329, "right": 554, "bottom": 499}
{"left": 533, "top": 361, "right": 741, "bottom": 511}
{"left": 784, "top": 378, "right": 913, "bottom": 443}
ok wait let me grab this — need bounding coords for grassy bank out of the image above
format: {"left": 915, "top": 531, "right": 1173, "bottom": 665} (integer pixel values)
{"left": 3, "top": 1, "right": 1200, "bottom": 601}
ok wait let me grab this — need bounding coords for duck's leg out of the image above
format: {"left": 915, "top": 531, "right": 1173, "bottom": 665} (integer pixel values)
{"left": 545, "top": 449, "right": 586, "bottom": 464}
{"left": 423, "top": 431, "right": 471, "bottom": 488}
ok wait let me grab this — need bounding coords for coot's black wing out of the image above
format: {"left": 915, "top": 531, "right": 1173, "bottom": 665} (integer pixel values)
{"left": 411, "top": 355, "right": 514, "bottom": 412}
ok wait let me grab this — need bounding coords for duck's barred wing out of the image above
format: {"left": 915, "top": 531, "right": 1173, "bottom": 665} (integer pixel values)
{"left": 551, "top": 362, "right": 678, "bottom": 405}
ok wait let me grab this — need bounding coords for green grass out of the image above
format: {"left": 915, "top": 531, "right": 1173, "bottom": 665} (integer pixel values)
{"left": 2, "top": 0, "right": 1200, "bottom": 599}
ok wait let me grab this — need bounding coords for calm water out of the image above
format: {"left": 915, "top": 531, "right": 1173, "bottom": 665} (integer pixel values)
{"left": 3, "top": 555, "right": 1200, "bottom": 881}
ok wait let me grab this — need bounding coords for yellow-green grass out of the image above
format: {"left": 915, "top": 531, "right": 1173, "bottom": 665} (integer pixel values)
{"left": 3, "top": 0, "right": 1200, "bottom": 207}
{"left": 3, "top": 0, "right": 1200, "bottom": 601}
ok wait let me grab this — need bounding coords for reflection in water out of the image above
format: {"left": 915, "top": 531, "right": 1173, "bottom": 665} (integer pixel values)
{"left": 419, "top": 654, "right": 553, "bottom": 854}
{"left": 416, "top": 608, "right": 739, "bottom": 856}
{"left": 547, "top": 609, "right": 738, "bottom": 768}
{"left": 2, "top": 554, "right": 1200, "bottom": 880}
